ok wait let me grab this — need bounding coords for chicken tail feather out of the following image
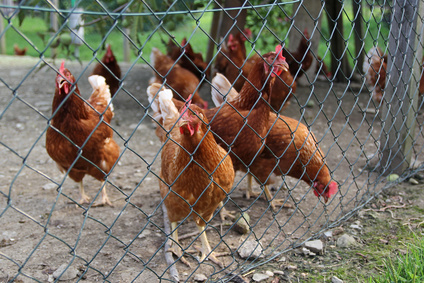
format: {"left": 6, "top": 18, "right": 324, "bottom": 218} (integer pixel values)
{"left": 211, "top": 73, "right": 238, "bottom": 107}
{"left": 158, "top": 89, "right": 179, "bottom": 131}
{"left": 88, "top": 75, "right": 114, "bottom": 113}
{"left": 147, "top": 83, "right": 167, "bottom": 120}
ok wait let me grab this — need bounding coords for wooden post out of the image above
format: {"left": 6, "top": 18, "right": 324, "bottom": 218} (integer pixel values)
{"left": 288, "top": 0, "right": 324, "bottom": 85}
{"left": 352, "top": 1, "right": 364, "bottom": 75}
{"left": 380, "top": 0, "right": 423, "bottom": 175}
{"left": 217, "top": 0, "right": 247, "bottom": 38}
{"left": 326, "top": 0, "right": 351, "bottom": 82}
{"left": 206, "top": 3, "right": 221, "bottom": 65}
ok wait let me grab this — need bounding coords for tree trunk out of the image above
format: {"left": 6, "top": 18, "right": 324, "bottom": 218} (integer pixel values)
{"left": 207, "top": 0, "right": 247, "bottom": 63}
{"left": 288, "top": 0, "right": 324, "bottom": 86}
{"left": 217, "top": 0, "right": 247, "bottom": 39}
{"left": 326, "top": 0, "right": 351, "bottom": 82}
{"left": 352, "top": 1, "right": 364, "bottom": 77}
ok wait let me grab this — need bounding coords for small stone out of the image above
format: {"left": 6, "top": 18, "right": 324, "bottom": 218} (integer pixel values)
{"left": 324, "top": 230, "right": 333, "bottom": 238}
{"left": 237, "top": 240, "right": 264, "bottom": 259}
{"left": 278, "top": 256, "right": 287, "bottom": 262}
{"left": 43, "top": 183, "right": 57, "bottom": 190}
{"left": 304, "top": 239, "right": 324, "bottom": 254}
{"left": 306, "top": 100, "right": 315, "bottom": 108}
{"left": 286, "top": 265, "right": 297, "bottom": 270}
{"left": 265, "top": 270, "right": 274, "bottom": 277}
{"left": 387, "top": 174, "right": 399, "bottom": 182}
{"left": 233, "top": 212, "right": 250, "bottom": 234}
{"left": 409, "top": 178, "right": 419, "bottom": 185}
{"left": 332, "top": 227, "right": 344, "bottom": 236}
{"left": 337, "top": 234, "right": 357, "bottom": 248}
{"left": 53, "top": 264, "right": 78, "bottom": 281}
{"left": 128, "top": 123, "right": 139, "bottom": 130}
{"left": 138, "top": 229, "right": 151, "bottom": 239}
{"left": 302, "top": 247, "right": 310, "bottom": 256}
{"left": 331, "top": 275, "right": 344, "bottom": 283}
{"left": 252, "top": 273, "right": 269, "bottom": 282}
{"left": 194, "top": 273, "right": 208, "bottom": 282}
{"left": 16, "top": 123, "right": 24, "bottom": 130}
{"left": 349, "top": 224, "right": 361, "bottom": 230}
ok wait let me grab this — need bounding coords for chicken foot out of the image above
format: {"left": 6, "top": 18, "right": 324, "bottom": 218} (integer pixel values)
{"left": 167, "top": 222, "right": 191, "bottom": 267}
{"left": 196, "top": 225, "right": 224, "bottom": 268}
{"left": 78, "top": 180, "right": 91, "bottom": 205}
{"left": 92, "top": 181, "right": 114, "bottom": 207}
{"left": 246, "top": 175, "right": 291, "bottom": 211}
{"left": 218, "top": 202, "right": 236, "bottom": 221}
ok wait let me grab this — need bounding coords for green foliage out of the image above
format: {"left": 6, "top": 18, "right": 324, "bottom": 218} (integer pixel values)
{"left": 370, "top": 235, "right": 424, "bottom": 283}
{"left": 245, "top": 1, "right": 293, "bottom": 48}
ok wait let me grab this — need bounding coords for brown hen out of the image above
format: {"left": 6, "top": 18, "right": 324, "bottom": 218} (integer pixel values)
{"left": 283, "top": 29, "right": 313, "bottom": 79}
{"left": 152, "top": 88, "right": 234, "bottom": 267}
{"left": 46, "top": 62, "right": 120, "bottom": 206}
{"left": 91, "top": 44, "right": 121, "bottom": 97}
{"left": 167, "top": 38, "right": 210, "bottom": 81}
{"left": 211, "top": 73, "right": 338, "bottom": 209}
{"left": 150, "top": 47, "right": 208, "bottom": 109}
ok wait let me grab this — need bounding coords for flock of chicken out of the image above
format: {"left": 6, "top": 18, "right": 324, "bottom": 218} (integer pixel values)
{"left": 45, "top": 34, "right": 339, "bottom": 267}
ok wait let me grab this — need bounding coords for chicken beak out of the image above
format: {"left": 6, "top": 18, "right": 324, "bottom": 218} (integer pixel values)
{"left": 323, "top": 195, "right": 329, "bottom": 203}
{"left": 56, "top": 75, "right": 70, "bottom": 95}
{"left": 271, "top": 59, "right": 289, "bottom": 77}
{"left": 276, "top": 59, "right": 289, "bottom": 73}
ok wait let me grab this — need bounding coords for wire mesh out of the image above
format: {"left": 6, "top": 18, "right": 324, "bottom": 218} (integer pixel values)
{"left": 0, "top": 0, "right": 424, "bottom": 282}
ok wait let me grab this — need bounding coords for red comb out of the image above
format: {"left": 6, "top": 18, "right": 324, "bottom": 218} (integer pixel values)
{"left": 181, "top": 38, "right": 187, "bottom": 46}
{"left": 228, "top": 34, "right": 234, "bottom": 43}
{"left": 59, "top": 61, "right": 65, "bottom": 74}
{"left": 275, "top": 45, "right": 285, "bottom": 60}
{"left": 106, "top": 44, "right": 113, "bottom": 56}
{"left": 180, "top": 93, "right": 194, "bottom": 115}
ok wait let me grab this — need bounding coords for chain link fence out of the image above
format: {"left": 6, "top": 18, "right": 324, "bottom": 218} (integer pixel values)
{"left": 0, "top": 0, "right": 423, "bottom": 282}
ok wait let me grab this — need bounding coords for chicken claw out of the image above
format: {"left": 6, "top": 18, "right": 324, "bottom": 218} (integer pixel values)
{"left": 92, "top": 182, "right": 114, "bottom": 207}
{"left": 196, "top": 225, "right": 225, "bottom": 268}
{"left": 218, "top": 202, "right": 236, "bottom": 221}
{"left": 167, "top": 241, "right": 191, "bottom": 268}
{"left": 167, "top": 222, "right": 191, "bottom": 267}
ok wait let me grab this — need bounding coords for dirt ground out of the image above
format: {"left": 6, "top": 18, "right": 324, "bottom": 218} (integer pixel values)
{"left": 0, "top": 56, "right": 421, "bottom": 282}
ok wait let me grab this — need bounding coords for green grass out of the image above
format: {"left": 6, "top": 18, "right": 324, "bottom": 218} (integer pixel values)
{"left": 369, "top": 235, "right": 424, "bottom": 283}
{"left": 3, "top": 5, "right": 388, "bottom": 67}
{"left": 3, "top": 12, "right": 213, "bottom": 63}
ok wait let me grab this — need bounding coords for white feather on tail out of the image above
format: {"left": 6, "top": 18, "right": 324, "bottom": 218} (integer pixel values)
{"left": 147, "top": 83, "right": 179, "bottom": 131}
{"left": 211, "top": 73, "right": 239, "bottom": 107}
{"left": 158, "top": 89, "right": 179, "bottom": 131}
{"left": 88, "top": 75, "right": 114, "bottom": 112}
{"left": 147, "top": 83, "right": 167, "bottom": 120}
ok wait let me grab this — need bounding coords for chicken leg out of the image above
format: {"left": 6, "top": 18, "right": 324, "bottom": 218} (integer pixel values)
{"left": 197, "top": 225, "right": 224, "bottom": 268}
{"left": 218, "top": 202, "right": 235, "bottom": 221}
{"left": 93, "top": 181, "right": 113, "bottom": 207}
{"left": 167, "top": 222, "right": 191, "bottom": 267}
{"left": 246, "top": 175, "right": 289, "bottom": 211}
{"left": 78, "top": 180, "right": 91, "bottom": 205}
